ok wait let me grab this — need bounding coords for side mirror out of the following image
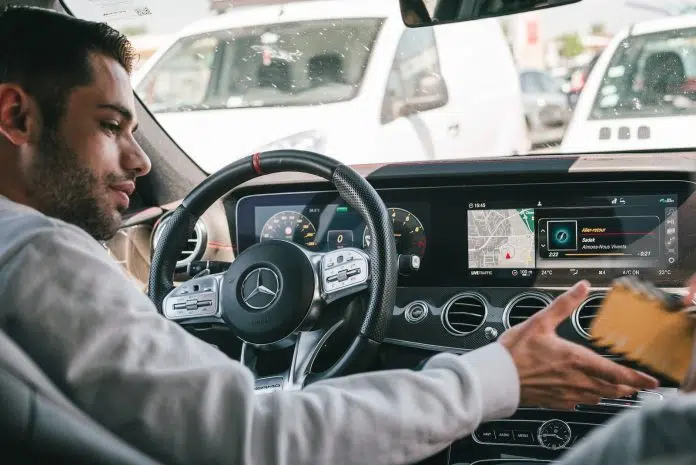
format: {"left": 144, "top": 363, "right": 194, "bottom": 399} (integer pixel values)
{"left": 401, "top": 74, "right": 449, "bottom": 116}
{"left": 400, "top": 0, "right": 581, "bottom": 27}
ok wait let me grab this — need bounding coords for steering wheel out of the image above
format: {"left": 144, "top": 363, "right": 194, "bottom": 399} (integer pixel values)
{"left": 148, "top": 150, "right": 398, "bottom": 390}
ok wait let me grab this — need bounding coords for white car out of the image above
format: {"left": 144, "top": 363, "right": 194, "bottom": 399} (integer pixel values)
{"left": 562, "top": 14, "right": 696, "bottom": 153}
{"left": 132, "top": 0, "right": 529, "bottom": 172}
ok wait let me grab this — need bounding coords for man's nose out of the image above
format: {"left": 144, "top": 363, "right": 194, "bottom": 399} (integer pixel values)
{"left": 122, "top": 138, "right": 152, "bottom": 178}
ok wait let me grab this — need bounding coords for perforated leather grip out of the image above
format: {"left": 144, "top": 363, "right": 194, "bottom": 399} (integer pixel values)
{"left": 332, "top": 164, "right": 398, "bottom": 341}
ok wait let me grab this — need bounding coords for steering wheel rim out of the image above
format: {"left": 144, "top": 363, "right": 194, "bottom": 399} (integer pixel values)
{"left": 148, "top": 150, "right": 398, "bottom": 385}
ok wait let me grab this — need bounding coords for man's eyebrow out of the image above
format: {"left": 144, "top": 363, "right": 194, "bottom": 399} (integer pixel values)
{"left": 97, "top": 103, "right": 139, "bottom": 131}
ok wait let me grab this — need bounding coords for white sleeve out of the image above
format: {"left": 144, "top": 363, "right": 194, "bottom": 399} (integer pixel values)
{"left": 0, "top": 223, "right": 520, "bottom": 465}
{"left": 556, "top": 394, "right": 696, "bottom": 465}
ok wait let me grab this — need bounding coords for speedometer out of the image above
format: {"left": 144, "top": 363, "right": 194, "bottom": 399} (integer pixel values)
{"left": 260, "top": 211, "right": 318, "bottom": 249}
{"left": 363, "top": 208, "right": 426, "bottom": 258}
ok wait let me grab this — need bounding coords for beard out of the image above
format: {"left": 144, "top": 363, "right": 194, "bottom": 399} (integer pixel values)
{"left": 24, "top": 127, "right": 125, "bottom": 241}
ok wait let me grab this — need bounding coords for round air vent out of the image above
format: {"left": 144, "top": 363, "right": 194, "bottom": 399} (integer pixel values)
{"left": 151, "top": 214, "right": 207, "bottom": 270}
{"left": 442, "top": 293, "right": 488, "bottom": 336}
{"left": 503, "top": 292, "right": 552, "bottom": 329}
{"left": 573, "top": 294, "right": 605, "bottom": 339}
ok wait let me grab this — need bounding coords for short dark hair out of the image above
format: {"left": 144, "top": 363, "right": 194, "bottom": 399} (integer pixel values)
{"left": 0, "top": 5, "right": 135, "bottom": 127}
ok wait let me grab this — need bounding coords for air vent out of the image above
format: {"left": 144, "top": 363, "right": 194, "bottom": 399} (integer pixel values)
{"left": 152, "top": 215, "right": 207, "bottom": 270}
{"left": 442, "top": 293, "right": 487, "bottom": 336}
{"left": 573, "top": 294, "right": 605, "bottom": 339}
{"left": 504, "top": 292, "right": 552, "bottom": 329}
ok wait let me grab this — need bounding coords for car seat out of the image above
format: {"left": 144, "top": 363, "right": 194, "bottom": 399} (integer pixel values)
{"left": 642, "top": 50, "right": 686, "bottom": 104}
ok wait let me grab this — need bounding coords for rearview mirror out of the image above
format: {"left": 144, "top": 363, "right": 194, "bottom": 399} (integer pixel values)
{"left": 400, "top": 0, "right": 581, "bottom": 27}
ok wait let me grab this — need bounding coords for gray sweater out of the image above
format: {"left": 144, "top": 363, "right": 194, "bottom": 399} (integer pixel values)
{"left": 0, "top": 195, "right": 520, "bottom": 465}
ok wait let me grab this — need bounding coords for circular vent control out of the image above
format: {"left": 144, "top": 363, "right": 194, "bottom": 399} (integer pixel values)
{"left": 152, "top": 215, "right": 207, "bottom": 270}
{"left": 573, "top": 294, "right": 605, "bottom": 339}
{"left": 404, "top": 301, "right": 429, "bottom": 324}
{"left": 503, "top": 292, "right": 552, "bottom": 329}
{"left": 442, "top": 293, "right": 488, "bottom": 336}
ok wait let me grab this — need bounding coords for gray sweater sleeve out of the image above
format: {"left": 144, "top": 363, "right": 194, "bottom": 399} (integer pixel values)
{"left": 556, "top": 394, "right": 696, "bottom": 465}
{"left": 0, "top": 222, "right": 520, "bottom": 465}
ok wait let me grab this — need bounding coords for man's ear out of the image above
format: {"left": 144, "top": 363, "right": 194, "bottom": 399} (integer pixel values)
{"left": 0, "top": 84, "right": 37, "bottom": 146}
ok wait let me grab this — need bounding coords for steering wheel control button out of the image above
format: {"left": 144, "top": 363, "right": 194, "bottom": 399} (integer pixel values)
{"left": 321, "top": 248, "right": 369, "bottom": 302}
{"left": 220, "top": 240, "right": 316, "bottom": 346}
{"left": 163, "top": 276, "right": 220, "bottom": 321}
{"left": 404, "top": 301, "right": 429, "bottom": 323}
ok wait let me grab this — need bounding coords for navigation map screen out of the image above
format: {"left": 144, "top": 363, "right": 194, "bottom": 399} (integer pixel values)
{"left": 467, "top": 194, "right": 678, "bottom": 282}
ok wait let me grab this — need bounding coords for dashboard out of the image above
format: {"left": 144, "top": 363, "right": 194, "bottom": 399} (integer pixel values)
{"left": 213, "top": 158, "right": 696, "bottom": 465}
{"left": 234, "top": 180, "right": 696, "bottom": 288}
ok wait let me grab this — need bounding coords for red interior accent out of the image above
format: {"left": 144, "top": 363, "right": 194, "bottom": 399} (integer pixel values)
{"left": 252, "top": 152, "right": 264, "bottom": 175}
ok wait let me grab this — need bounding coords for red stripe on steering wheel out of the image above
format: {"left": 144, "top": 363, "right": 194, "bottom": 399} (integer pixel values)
{"left": 251, "top": 152, "right": 264, "bottom": 175}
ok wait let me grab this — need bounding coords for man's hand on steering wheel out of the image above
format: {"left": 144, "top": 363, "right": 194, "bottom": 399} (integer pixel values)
{"left": 500, "top": 280, "right": 659, "bottom": 410}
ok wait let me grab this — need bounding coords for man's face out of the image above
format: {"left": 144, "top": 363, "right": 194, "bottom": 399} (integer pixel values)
{"left": 24, "top": 53, "right": 151, "bottom": 240}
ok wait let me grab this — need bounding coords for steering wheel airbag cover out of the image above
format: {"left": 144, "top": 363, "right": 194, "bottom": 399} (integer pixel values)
{"left": 220, "top": 240, "right": 315, "bottom": 345}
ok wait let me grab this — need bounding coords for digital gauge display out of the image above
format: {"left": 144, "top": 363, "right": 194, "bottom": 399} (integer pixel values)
{"left": 260, "top": 211, "right": 318, "bottom": 249}
{"left": 363, "top": 208, "right": 427, "bottom": 259}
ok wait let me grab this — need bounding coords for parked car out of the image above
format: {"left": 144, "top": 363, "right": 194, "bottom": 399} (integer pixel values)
{"left": 566, "top": 51, "right": 602, "bottom": 109}
{"left": 519, "top": 69, "right": 571, "bottom": 147}
{"left": 132, "top": 0, "right": 529, "bottom": 172}
{"left": 562, "top": 14, "right": 696, "bottom": 153}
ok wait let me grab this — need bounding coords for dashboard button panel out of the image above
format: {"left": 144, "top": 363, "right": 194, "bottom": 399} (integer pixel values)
{"left": 472, "top": 419, "right": 600, "bottom": 450}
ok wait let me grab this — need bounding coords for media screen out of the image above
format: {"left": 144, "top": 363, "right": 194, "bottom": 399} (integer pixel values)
{"left": 467, "top": 194, "right": 678, "bottom": 282}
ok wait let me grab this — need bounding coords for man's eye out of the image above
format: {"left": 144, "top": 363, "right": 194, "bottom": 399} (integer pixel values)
{"left": 101, "top": 122, "right": 120, "bottom": 134}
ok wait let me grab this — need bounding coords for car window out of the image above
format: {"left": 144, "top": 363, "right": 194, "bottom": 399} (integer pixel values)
{"left": 520, "top": 72, "right": 543, "bottom": 94}
{"left": 137, "top": 36, "right": 220, "bottom": 110}
{"left": 539, "top": 73, "right": 560, "bottom": 93}
{"left": 136, "top": 19, "right": 383, "bottom": 112}
{"left": 381, "top": 26, "right": 447, "bottom": 123}
{"left": 590, "top": 28, "right": 696, "bottom": 120}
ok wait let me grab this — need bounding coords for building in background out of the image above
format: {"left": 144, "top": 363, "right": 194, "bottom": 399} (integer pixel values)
{"left": 509, "top": 11, "right": 546, "bottom": 69}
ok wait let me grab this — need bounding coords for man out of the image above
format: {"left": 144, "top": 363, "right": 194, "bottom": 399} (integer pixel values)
{"left": 0, "top": 5, "right": 660, "bottom": 465}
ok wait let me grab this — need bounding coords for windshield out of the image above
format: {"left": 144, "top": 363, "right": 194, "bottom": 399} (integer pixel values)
{"left": 62, "top": 0, "right": 696, "bottom": 171}
{"left": 135, "top": 18, "right": 382, "bottom": 112}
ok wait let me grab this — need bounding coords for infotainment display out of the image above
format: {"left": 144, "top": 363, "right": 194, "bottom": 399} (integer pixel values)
{"left": 467, "top": 194, "right": 678, "bottom": 282}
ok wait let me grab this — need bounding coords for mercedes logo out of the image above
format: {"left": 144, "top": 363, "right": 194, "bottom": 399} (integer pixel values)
{"left": 241, "top": 267, "right": 280, "bottom": 310}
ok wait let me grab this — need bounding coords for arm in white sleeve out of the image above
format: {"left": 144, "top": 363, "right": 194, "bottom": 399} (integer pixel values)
{"left": 556, "top": 394, "right": 696, "bottom": 465}
{"left": 0, "top": 221, "right": 520, "bottom": 465}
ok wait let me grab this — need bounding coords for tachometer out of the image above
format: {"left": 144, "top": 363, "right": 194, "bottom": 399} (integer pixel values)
{"left": 363, "top": 207, "right": 426, "bottom": 258}
{"left": 260, "top": 211, "right": 318, "bottom": 249}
